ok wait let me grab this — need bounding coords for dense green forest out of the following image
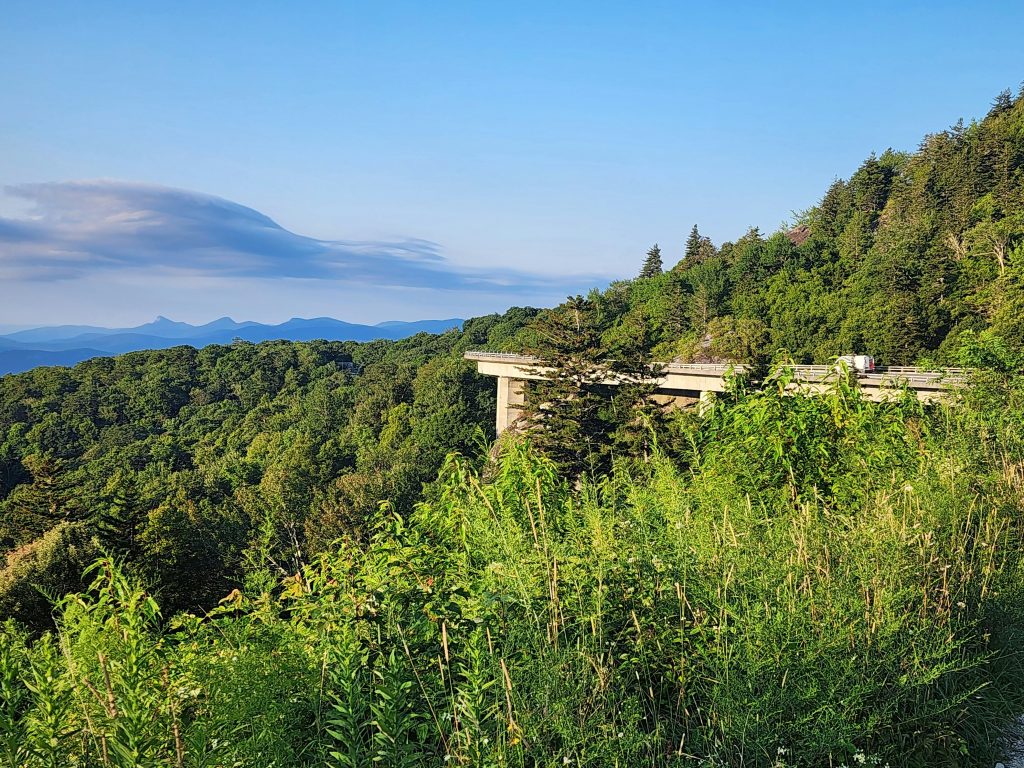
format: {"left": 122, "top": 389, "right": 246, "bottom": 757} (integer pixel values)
{"left": 1, "top": 90, "right": 1023, "bottom": 766}
{"left": 0, "top": 308, "right": 539, "bottom": 623}
{"left": 591, "top": 87, "right": 1024, "bottom": 367}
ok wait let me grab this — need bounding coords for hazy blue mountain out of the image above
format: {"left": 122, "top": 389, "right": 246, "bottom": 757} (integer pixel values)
{"left": 0, "top": 316, "right": 464, "bottom": 375}
{"left": 0, "top": 348, "right": 109, "bottom": 376}
{"left": 129, "top": 316, "right": 259, "bottom": 339}
{"left": 3, "top": 324, "right": 121, "bottom": 343}
{"left": 6, "top": 316, "right": 257, "bottom": 344}
{"left": 32, "top": 333, "right": 202, "bottom": 354}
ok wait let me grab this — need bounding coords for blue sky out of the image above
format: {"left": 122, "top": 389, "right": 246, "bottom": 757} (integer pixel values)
{"left": 1, "top": 1, "right": 1022, "bottom": 326}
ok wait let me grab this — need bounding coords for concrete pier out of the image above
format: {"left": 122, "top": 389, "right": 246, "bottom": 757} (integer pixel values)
{"left": 495, "top": 375, "right": 526, "bottom": 434}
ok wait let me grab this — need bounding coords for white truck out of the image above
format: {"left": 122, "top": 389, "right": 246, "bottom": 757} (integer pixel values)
{"left": 836, "top": 354, "right": 875, "bottom": 373}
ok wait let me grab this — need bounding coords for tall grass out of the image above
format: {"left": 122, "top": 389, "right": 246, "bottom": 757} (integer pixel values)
{"left": 1, "top": 374, "right": 1022, "bottom": 766}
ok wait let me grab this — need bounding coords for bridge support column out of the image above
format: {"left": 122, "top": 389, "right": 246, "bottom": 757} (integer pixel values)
{"left": 496, "top": 376, "right": 525, "bottom": 435}
{"left": 697, "top": 389, "right": 715, "bottom": 416}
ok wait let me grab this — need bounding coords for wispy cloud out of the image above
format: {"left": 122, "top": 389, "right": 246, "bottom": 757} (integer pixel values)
{"left": 0, "top": 181, "right": 598, "bottom": 293}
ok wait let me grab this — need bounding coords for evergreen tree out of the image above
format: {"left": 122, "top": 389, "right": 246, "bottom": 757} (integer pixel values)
{"left": 685, "top": 225, "right": 703, "bottom": 261}
{"left": 93, "top": 470, "right": 145, "bottom": 561}
{"left": 682, "top": 225, "right": 716, "bottom": 266}
{"left": 989, "top": 88, "right": 1013, "bottom": 117}
{"left": 639, "top": 244, "right": 663, "bottom": 278}
{"left": 3, "top": 453, "right": 77, "bottom": 544}
{"left": 522, "top": 296, "right": 612, "bottom": 479}
{"left": 603, "top": 309, "right": 666, "bottom": 461}
{"left": 522, "top": 296, "right": 666, "bottom": 478}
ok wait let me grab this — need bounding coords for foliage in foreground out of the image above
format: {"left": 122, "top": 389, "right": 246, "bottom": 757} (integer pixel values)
{"left": 2, "top": 373, "right": 1023, "bottom": 767}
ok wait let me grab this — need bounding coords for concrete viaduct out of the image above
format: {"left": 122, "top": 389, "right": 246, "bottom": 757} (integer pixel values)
{"left": 465, "top": 351, "right": 965, "bottom": 435}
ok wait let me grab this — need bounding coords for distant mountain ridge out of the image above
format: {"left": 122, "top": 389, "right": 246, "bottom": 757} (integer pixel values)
{"left": 0, "top": 316, "right": 464, "bottom": 375}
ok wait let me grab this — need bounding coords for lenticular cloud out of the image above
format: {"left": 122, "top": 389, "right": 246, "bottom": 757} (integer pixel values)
{"left": 0, "top": 180, "right": 579, "bottom": 293}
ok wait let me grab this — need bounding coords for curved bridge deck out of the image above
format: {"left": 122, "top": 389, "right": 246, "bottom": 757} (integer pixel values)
{"left": 465, "top": 351, "right": 966, "bottom": 434}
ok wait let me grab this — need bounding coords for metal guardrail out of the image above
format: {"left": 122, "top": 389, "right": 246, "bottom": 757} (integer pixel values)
{"left": 662, "top": 362, "right": 745, "bottom": 374}
{"left": 465, "top": 351, "right": 540, "bottom": 360}
{"left": 467, "top": 353, "right": 748, "bottom": 377}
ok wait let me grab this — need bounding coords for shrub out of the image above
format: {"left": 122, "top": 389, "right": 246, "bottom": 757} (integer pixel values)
{"left": 0, "top": 522, "right": 98, "bottom": 629}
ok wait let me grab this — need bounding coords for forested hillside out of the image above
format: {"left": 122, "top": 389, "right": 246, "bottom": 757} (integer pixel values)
{"left": 588, "top": 87, "right": 1024, "bottom": 366}
{"left": 0, "top": 308, "right": 537, "bottom": 623}
{"left": 1, "top": 90, "right": 1024, "bottom": 766}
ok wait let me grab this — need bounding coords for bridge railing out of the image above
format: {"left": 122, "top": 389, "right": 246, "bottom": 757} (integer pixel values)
{"left": 464, "top": 351, "right": 541, "bottom": 360}
{"left": 465, "top": 352, "right": 969, "bottom": 387}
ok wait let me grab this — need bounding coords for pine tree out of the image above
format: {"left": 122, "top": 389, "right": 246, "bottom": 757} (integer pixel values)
{"left": 93, "top": 470, "right": 145, "bottom": 560}
{"left": 989, "top": 88, "right": 1013, "bottom": 117}
{"left": 683, "top": 225, "right": 716, "bottom": 265}
{"left": 685, "top": 225, "right": 703, "bottom": 261}
{"left": 639, "top": 244, "right": 663, "bottom": 279}
{"left": 522, "top": 296, "right": 611, "bottom": 479}
{"left": 4, "top": 453, "right": 77, "bottom": 543}
{"left": 522, "top": 296, "right": 666, "bottom": 479}
{"left": 604, "top": 309, "right": 666, "bottom": 462}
